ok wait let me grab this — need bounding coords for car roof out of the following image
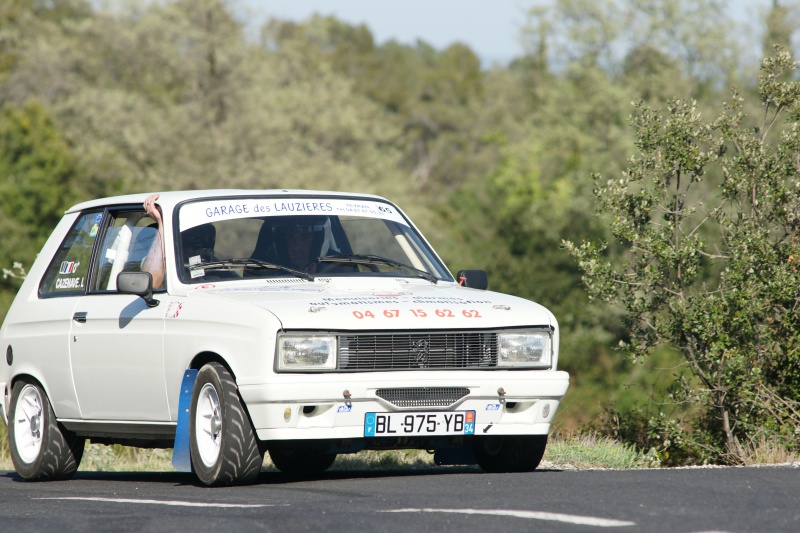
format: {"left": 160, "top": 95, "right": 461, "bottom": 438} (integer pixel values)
{"left": 65, "top": 189, "right": 388, "bottom": 214}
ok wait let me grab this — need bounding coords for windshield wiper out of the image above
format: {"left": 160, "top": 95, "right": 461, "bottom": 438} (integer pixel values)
{"left": 190, "top": 258, "right": 314, "bottom": 281}
{"left": 317, "top": 254, "right": 438, "bottom": 283}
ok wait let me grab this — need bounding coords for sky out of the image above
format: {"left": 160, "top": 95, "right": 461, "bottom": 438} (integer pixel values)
{"left": 248, "top": 0, "right": 773, "bottom": 67}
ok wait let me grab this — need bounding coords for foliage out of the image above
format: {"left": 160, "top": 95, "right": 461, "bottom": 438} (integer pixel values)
{"left": 0, "top": 421, "right": 7, "bottom": 466}
{"left": 545, "top": 431, "right": 660, "bottom": 469}
{"left": 0, "top": 0, "right": 797, "bottom": 453}
{"left": 0, "top": 99, "right": 79, "bottom": 240}
{"left": 565, "top": 47, "right": 800, "bottom": 464}
{"left": 0, "top": 98, "right": 88, "bottom": 321}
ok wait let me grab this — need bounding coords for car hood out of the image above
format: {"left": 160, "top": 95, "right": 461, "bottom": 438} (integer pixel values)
{"left": 187, "top": 277, "right": 554, "bottom": 330}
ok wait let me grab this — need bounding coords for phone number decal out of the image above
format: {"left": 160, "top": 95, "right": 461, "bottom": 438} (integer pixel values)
{"left": 352, "top": 308, "right": 483, "bottom": 319}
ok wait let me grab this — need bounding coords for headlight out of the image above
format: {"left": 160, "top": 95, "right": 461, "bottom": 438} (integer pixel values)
{"left": 277, "top": 335, "right": 337, "bottom": 370}
{"left": 497, "top": 331, "right": 552, "bottom": 368}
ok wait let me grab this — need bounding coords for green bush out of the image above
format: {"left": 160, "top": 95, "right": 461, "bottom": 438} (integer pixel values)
{"left": 566, "top": 48, "right": 800, "bottom": 464}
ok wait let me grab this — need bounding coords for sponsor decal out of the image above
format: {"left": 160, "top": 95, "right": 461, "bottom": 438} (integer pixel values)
{"left": 350, "top": 308, "right": 485, "bottom": 320}
{"left": 179, "top": 198, "right": 408, "bottom": 230}
{"left": 165, "top": 301, "right": 183, "bottom": 319}
{"left": 307, "top": 296, "right": 492, "bottom": 306}
{"left": 337, "top": 404, "right": 352, "bottom": 413}
{"left": 485, "top": 403, "right": 501, "bottom": 411}
{"left": 220, "top": 286, "right": 326, "bottom": 293}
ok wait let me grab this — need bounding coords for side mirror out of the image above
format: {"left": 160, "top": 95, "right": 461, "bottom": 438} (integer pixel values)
{"left": 456, "top": 269, "right": 488, "bottom": 290}
{"left": 117, "top": 271, "right": 160, "bottom": 307}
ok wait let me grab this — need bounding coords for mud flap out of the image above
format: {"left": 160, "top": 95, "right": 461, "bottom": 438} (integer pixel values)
{"left": 171, "top": 369, "right": 198, "bottom": 472}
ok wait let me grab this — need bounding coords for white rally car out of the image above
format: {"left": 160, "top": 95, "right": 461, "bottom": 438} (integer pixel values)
{"left": 0, "top": 190, "right": 569, "bottom": 486}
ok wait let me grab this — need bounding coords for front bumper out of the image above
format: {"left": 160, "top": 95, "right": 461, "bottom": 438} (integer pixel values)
{"left": 239, "top": 370, "right": 570, "bottom": 442}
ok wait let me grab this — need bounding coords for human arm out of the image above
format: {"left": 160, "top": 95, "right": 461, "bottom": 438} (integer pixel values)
{"left": 141, "top": 194, "right": 166, "bottom": 289}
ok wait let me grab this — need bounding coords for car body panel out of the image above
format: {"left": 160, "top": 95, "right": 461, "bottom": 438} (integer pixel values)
{"left": 69, "top": 293, "right": 168, "bottom": 420}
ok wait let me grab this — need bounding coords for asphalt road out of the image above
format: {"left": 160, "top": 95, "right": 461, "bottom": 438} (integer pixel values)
{"left": 1, "top": 465, "right": 797, "bottom": 532}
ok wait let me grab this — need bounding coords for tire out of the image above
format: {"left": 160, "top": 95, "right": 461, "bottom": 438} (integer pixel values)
{"left": 473, "top": 435, "right": 547, "bottom": 473}
{"left": 189, "top": 362, "right": 263, "bottom": 486}
{"left": 8, "top": 380, "right": 85, "bottom": 481}
{"left": 268, "top": 443, "right": 337, "bottom": 473}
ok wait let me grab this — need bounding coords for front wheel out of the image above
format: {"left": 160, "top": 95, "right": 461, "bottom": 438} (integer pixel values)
{"left": 8, "top": 380, "right": 85, "bottom": 481}
{"left": 189, "top": 362, "right": 263, "bottom": 486}
{"left": 473, "top": 435, "right": 547, "bottom": 473}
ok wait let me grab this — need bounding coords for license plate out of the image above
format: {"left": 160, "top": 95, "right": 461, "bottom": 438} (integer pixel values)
{"left": 364, "top": 411, "right": 476, "bottom": 437}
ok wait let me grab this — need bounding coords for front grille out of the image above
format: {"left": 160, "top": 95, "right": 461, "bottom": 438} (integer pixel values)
{"left": 338, "top": 331, "right": 497, "bottom": 371}
{"left": 376, "top": 387, "right": 470, "bottom": 407}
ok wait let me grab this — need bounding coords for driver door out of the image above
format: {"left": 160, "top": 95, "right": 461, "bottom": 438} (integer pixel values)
{"left": 69, "top": 208, "right": 169, "bottom": 421}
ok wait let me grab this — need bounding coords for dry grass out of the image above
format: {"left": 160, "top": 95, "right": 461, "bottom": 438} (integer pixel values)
{"left": 0, "top": 424, "right": 8, "bottom": 470}
{"left": 79, "top": 444, "right": 175, "bottom": 471}
{"left": 543, "top": 431, "right": 661, "bottom": 470}
{"left": 738, "top": 436, "right": 800, "bottom": 466}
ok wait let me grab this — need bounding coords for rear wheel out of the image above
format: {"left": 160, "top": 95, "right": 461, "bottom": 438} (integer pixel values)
{"left": 189, "top": 362, "right": 263, "bottom": 486}
{"left": 8, "top": 380, "right": 85, "bottom": 481}
{"left": 473, "top": 435, "right": 547, "bottom": 473}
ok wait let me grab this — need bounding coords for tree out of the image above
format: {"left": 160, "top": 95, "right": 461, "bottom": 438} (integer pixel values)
{"left": 0, "top": 98, "right": 85, "bottom": 321}
{"left": 564, "top": 47, "right": 800, "bottom": 464}
{"left": 763, "top": 0, "right": 793, "bottom": 54}
{"left": 0, "top": 1, "right": 406, "bottom": 196}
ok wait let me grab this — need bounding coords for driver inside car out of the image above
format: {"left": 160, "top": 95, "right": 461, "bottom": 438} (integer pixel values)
{"left": 281, "top": 218, "right": 328, "bottom": 271}
{"left": 251, "top": 216, "right": 334, "bottom": 274}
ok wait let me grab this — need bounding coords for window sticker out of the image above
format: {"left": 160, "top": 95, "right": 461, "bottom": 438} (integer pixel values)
{"left": 55, "top": 277, "right": 85, "bottom": 289}
{"left": 58, "top": 261, "right": 80, "bottom": 275}
{"left": 179, "top": 198, "right": 408, "bottom": 230}
{"left": 89, "top": 214, "right": 102, "bottom": 238}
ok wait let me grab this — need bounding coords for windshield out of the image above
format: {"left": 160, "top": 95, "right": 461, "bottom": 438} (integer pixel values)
{"left": 175, "top": 197, "right": 453, "bottom": 284}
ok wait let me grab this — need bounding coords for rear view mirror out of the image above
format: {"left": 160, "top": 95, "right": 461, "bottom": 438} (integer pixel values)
{"left": 117, "top": 271, "right": 159, "bottom": 307}
{"left": 456, "top": 269, "right": 488, "bottom": 290}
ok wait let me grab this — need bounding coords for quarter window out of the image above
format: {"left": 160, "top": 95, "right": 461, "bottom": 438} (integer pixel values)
{"left": 39, "top": 210, "right": 104, "bottom": 297}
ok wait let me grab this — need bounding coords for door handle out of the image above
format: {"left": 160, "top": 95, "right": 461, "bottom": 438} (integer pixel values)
{"left": 73, "top": 312, "right": 88, "bottom": 323}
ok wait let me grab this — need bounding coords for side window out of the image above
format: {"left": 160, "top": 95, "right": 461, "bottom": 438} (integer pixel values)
{"left": 92, "top": 209, "right": 159, "bottom": 292}
{"left": 39, "top": 210, "right": 104, "bottom": 297}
